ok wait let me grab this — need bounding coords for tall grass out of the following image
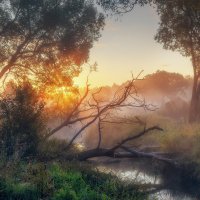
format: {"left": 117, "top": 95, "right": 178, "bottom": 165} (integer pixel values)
{"left": 0, "top": 162, "right": 147, "bottom": 200}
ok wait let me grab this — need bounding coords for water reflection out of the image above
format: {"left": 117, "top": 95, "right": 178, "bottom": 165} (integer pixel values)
{"left": 152, "top": 191, "right": 194, "bottom": 200}
{"left": 93, "top": 158, "right": 197, "bottom": 200}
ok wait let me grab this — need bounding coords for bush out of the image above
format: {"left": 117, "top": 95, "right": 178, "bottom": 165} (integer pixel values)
{"left": 0, "top": 82, "right": 46, "bottom": 162}
{"left": 52, "top": 186, "right": 78, "bottom": 200}
{"left": 0, "top": 178, "right": 38, "bottom": 200}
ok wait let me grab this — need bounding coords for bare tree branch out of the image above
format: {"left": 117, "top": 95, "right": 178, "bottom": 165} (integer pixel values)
{"left": 44, "top": 82, "right": 90, "bottom": 139}
{"left": 47, "top": 73, "right": 158, "bottom": 153}
{"left": 111, "top": 126, "right": 163, "bottom": 151}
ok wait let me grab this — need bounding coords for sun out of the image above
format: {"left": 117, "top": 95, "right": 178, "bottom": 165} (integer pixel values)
{"left": 48, "top": 86, "right": 71, "bottom": 98}
{"left": 43, "top": 85, "right": 78, "bottom": 113}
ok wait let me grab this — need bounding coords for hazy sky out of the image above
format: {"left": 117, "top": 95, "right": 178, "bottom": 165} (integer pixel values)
{"left": 74, "top": 5, "right": 193, "bottom": 87}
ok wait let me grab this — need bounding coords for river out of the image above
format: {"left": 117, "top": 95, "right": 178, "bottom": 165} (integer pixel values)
{"left": 92, "top": 158, "right": 199, "bottom": 200}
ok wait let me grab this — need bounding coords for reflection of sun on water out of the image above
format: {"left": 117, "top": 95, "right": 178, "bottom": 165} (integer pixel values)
{"left": 75, "top": 143, "right": 85, "bottom": 151}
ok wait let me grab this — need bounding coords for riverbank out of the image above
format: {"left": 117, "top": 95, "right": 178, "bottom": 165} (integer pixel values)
{"left": 92, "top": 158, "right": 200, "bottom": 200}
{"left": 0, "top": 161, "right": 147, "bottom": 200}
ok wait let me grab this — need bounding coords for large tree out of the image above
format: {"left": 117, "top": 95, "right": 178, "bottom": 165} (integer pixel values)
{"left": 154, "top": 0, "right": 200, "bottom": 122}
{"left": 0, "top": 0, "right": 104, "bottom": 87}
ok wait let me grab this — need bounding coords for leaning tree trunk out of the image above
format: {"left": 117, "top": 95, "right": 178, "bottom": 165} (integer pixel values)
{"left": 189, "top": 74, "right": 198, "bottom": 122}
{"left": 195, "top": 80, "right": 200, "bottom": 120}
{"left": 189, "top": 62, "right": 200, "bottom": 122}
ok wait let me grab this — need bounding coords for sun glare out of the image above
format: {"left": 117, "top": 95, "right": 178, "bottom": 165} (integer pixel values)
{"left": 51, "top": 86, "right": 70, "bottom": 96}
{"left": 44, "top": 85, "right": 78, "bottom": 111}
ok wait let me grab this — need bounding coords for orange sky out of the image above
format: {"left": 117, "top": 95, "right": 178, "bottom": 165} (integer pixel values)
{"left": 74, "top": 5, "right": 193, "bottom": 88}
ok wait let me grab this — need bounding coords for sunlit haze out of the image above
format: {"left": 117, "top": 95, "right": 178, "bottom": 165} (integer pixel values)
{"left": 74, "top": 5, "right": 193, "bottom": 88}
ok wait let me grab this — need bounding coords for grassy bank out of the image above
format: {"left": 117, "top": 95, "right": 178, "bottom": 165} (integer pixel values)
{"left": 132, "top": 114, "right": 200, "bottom": 185}
{"left": 0, "top": 162, "right": 147, "bottom": 200}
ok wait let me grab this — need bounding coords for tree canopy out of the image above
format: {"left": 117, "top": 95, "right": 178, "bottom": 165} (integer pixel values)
{"left": 0, "top": 0, "right": 104, "bottom": 87}
{"left": 142, "top": 70, "right": 190, "bottom": 95}
{"left": 155, "top": 0, "right": 200, "bottom": 71}
{"left": 97, "top": 0, "right": 148, "bottom": 13}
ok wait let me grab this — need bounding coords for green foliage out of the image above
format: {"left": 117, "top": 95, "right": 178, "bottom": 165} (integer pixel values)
{"left": 0, "top": 178, "right": 38, "bottom": 200}
{"left": 0, "top": 82, "right": 46, "bottom": 162}
{"left": 50, "top": 163, "right": 147, "bottom": 200}
{"left": 154, "top": 0, "right": 200, "bottom": 59}
{"left": 0, "top": 162, "right": 147, "bottom": 200}
{"left": 52, "top": 186, "right": 78, "bottom": 200}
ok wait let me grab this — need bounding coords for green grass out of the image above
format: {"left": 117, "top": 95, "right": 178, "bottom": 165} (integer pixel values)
{"left": 0, "top": 162, "right": 147, "bottom": 200}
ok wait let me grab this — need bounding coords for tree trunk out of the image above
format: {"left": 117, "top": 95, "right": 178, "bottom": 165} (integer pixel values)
{"left": 59, "top": 148, "right": 175, "bottom": 165}
{"left": 189, "top": 51, "right": 200, "bottom": 122}
{"left": 189, "top": 74, "right": 198, "bottom": 122}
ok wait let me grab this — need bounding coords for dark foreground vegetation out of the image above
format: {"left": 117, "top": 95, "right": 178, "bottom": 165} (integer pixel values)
{"left": 0, "top": 161, "right": 146, "bottom": 200}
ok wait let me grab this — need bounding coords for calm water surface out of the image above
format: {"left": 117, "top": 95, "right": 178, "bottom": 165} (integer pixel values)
{"left": 94, "top": 159, "right": 198, "bottom": 200}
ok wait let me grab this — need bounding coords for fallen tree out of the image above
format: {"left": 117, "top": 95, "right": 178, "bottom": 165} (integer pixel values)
{"left": 60, "top": 126, "right": 174, "bottom": 165}
{"left": 41, "top": 73, "right": 175, "bottom": 165}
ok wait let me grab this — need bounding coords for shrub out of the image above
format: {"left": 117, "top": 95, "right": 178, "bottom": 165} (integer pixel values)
{"left": 52, "top": 185, "right": 78, "bottom": 200}
{"left": 0, "top": 82, "right": 46, "bottom": 162}
{"left": 0, "top": 178, "right": 38, "bottom": 200}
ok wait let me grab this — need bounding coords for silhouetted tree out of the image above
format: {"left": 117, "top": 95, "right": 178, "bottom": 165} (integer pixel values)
{"left": 97, "top": 0, "right": 148, "bottom": 13}
{"left": 154, "top": 0, "right": 200, "bottom": 122}
{"left": 0, "top": 0, "right": 104, "bottom": 87}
